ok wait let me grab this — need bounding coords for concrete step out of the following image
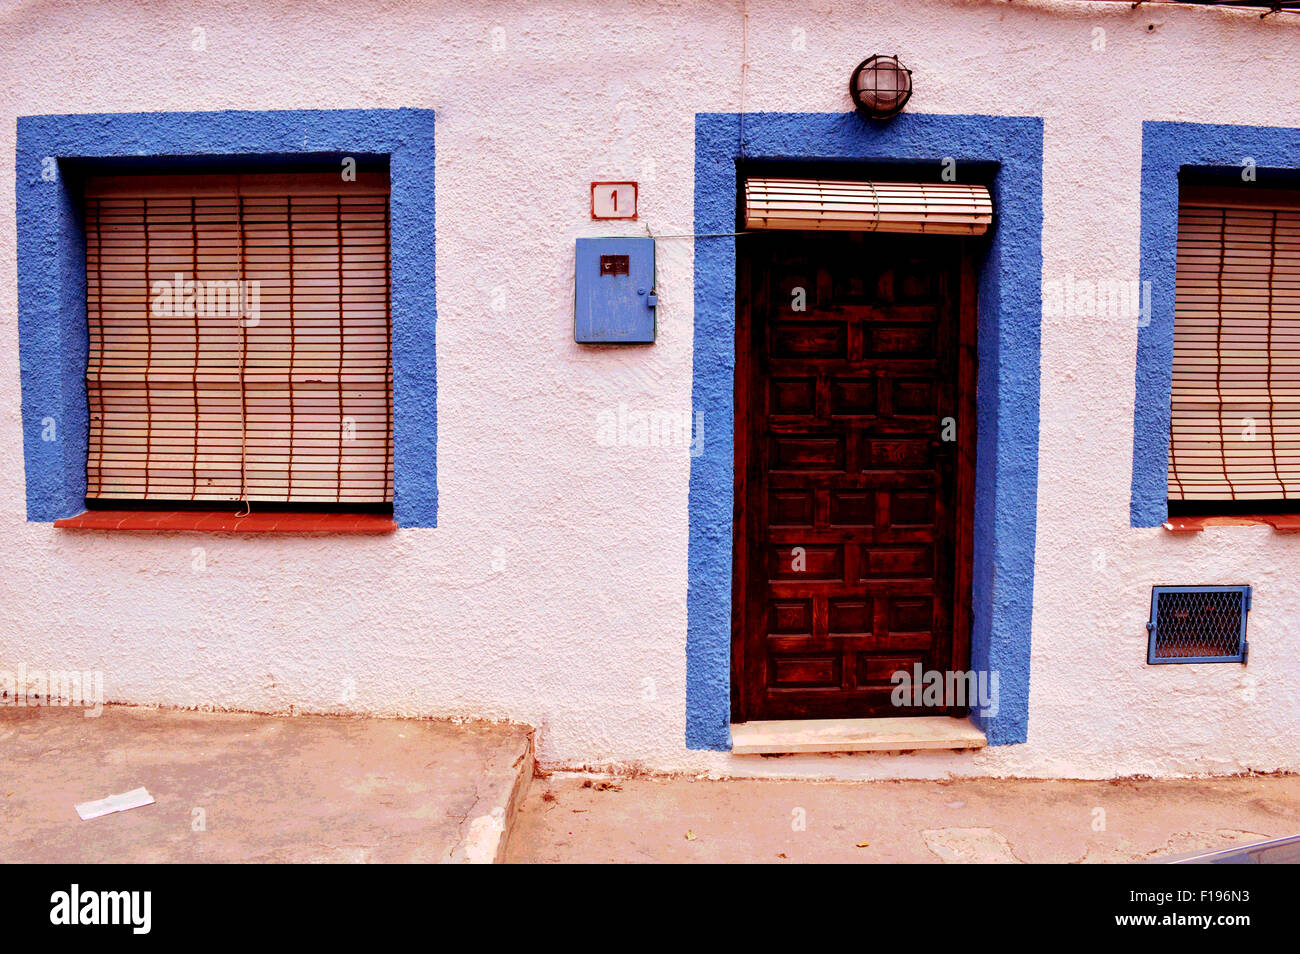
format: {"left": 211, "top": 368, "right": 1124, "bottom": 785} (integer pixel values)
{"left": 0, "top": 704, "right": 534, "bottom": 863}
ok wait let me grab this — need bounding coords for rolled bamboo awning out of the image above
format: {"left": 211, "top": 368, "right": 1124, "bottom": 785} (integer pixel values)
{"left": 743, "top": 178, "right": 993, "bottom": 235}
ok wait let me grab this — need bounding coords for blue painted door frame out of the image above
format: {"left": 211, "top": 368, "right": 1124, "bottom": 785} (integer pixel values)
{"left": 687, "top": 112, "right": 1044, "bottom": 749}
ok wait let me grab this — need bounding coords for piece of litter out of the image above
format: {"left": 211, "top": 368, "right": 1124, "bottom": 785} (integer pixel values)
{"left": 75, "top": 787, "right": 154, "bottom": 820}
{"left": 856, "top": 841, "right": 870, "bottom": 848}
{"left": 685, "top": 830, "right": 697, "bottom": 841}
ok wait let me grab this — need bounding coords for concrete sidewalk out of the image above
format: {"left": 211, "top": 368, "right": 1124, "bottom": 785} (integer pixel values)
{"left": 0, "top": 705, "right": 532, "bottom": 863}
{"left": 507, "top": 774, "right": 1300, "bottom": 863}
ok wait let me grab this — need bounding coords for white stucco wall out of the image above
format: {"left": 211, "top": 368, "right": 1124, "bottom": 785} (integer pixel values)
{"left": 2, "top": 0, "right": 1299, "bottom": 779}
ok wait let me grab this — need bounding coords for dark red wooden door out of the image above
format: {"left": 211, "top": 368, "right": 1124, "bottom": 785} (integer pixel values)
{"left": 733, "top": 230, "right": 976, "bottom": 722}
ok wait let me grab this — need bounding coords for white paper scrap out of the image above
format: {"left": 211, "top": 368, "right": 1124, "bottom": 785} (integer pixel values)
{"left": 75, "top": 787, "right": 155, "bottom": 820}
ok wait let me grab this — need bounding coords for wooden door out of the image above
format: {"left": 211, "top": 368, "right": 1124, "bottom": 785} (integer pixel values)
{"left": 732, "top": 230, "right": 976, "bottom": 722}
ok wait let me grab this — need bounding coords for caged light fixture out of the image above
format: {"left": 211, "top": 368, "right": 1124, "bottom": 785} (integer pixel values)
{"left": 849, "top": 54, "right": 912, "bottom": 120}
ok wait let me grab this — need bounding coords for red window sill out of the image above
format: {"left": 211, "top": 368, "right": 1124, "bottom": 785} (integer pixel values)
{"left": 1162, "top": 514, "right": 1300, "bottom": 534}
{"left": 53, "top": 510, "right": 397, "bottom": 534}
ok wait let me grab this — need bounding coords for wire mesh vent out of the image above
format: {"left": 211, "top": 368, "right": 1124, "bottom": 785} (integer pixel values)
{"left": 1148, "top": 586, "right": 1250, "bottom": 664}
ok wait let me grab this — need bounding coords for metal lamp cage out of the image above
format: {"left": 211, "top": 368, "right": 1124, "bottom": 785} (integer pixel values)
{"left": 849, "top": 55, "right": 913, "bottom": 120}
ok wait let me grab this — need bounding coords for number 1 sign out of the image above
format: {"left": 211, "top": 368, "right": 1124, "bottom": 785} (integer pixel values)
{"left": 591, "top": 181, "right": 637, "bottom": 220}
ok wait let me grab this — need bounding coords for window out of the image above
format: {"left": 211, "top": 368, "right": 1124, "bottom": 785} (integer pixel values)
{"left": 82, "top": 171, "right": 392, "bottom": 508}
{"left": 1169, "top": 185, "right": 1300, "bottom": 508}
{"left": 17, "top": 109, "right": 436, "bottom": 527}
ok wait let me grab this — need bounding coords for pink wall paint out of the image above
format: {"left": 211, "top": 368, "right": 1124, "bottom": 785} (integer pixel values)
{"left": 2, "top": 0, "right": 1300, "bottom": 778}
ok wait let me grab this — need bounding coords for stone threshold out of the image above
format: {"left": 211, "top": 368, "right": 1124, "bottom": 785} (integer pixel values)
{"left": 730, "top": 716, "right": 987, "bottom": 755}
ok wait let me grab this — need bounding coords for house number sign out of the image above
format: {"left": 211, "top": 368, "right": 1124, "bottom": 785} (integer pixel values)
{"left": 591, "top": 181, "right": 637, "bottom": 220}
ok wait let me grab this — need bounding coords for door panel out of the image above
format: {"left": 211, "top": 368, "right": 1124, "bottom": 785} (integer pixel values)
{"left": 733, "top": 231, "right": 975, "bottom": 722}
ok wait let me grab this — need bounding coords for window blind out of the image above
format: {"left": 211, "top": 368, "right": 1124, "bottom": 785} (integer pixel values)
{"left": 1171, "top": 186, "right": 1300, "bottom": 501}
{"left": 744, "top": 178, "right": 992, "bottom": 234}
{"left": 83, "top": 172, "right": 392, "bottom": 505}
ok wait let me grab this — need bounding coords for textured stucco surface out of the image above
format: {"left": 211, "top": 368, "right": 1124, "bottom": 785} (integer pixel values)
{"left": 3, "top": 0, "right": 1300, "bottom": 779}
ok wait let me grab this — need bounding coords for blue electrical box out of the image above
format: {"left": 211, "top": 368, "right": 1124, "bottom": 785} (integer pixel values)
{"left": 574, "top": 237, "right": 657, "bottom": 344}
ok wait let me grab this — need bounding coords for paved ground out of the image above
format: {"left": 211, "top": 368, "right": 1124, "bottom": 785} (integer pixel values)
{"left": 0, "top": 705, "right": 531, "bottom": 863}
{"left": 9, "top": 703, "right": 1296, "bottom": 864}
{"left": 507, "top": 773, "right": 1300, "bottom": 863}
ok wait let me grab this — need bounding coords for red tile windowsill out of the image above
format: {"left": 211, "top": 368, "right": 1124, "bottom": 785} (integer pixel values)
{"left": 1163, "top": 514, "right": 1300, "bottom": 534}
{"left": 53, "top": 509, "right": 397, "bottom": 534}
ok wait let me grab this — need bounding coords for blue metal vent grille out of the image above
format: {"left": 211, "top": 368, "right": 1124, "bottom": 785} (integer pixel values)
{"left": 1148, "top": 586, "right": 1250, "bottom": 664}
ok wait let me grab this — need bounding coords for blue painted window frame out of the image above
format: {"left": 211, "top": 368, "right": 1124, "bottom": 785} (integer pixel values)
{"left": 1147, "top": 585, "right": 1250, "bottom": 665}
{"left": 16, "top": 108, "right": 437, "bottom": 527}
{"left": 688, "top": 112, "right": 1044, "bottom": 750}
{"left": 1131, "top": 121, "right": 1300, "bottom": 528}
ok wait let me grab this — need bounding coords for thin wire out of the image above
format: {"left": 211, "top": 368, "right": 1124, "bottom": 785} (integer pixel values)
{"left": 866, "top": 180, "right": 881, "bottom": 231}
{"left": 738, "top": 0, "right": 748, "bottom": 160}
{"left": 638, "top": 229, "right": 758, "bottom": 239}
{"left": 234, "top": 190, "right": 251, "bottom": 518}
{"left": 1266, "top": 209, "right": 1285, "bottom": 495}
{"left": 635, "top": 1, "right": 751, "bottom": 254}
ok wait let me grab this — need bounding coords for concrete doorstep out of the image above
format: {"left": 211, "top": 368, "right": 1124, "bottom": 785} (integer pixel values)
{"left": 0, "top": 704, "right": 533, "bottom": 864}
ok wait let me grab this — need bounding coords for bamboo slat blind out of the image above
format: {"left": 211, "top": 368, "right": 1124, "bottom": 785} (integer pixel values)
{"left": 1171, "top": 186, "right": 1300, "bottom": 500}
{"left": 83, "top": 172, "right": 393, "bottom": 505}
{"left": 744, "top": 178, "right": 992, "bottom": 235}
